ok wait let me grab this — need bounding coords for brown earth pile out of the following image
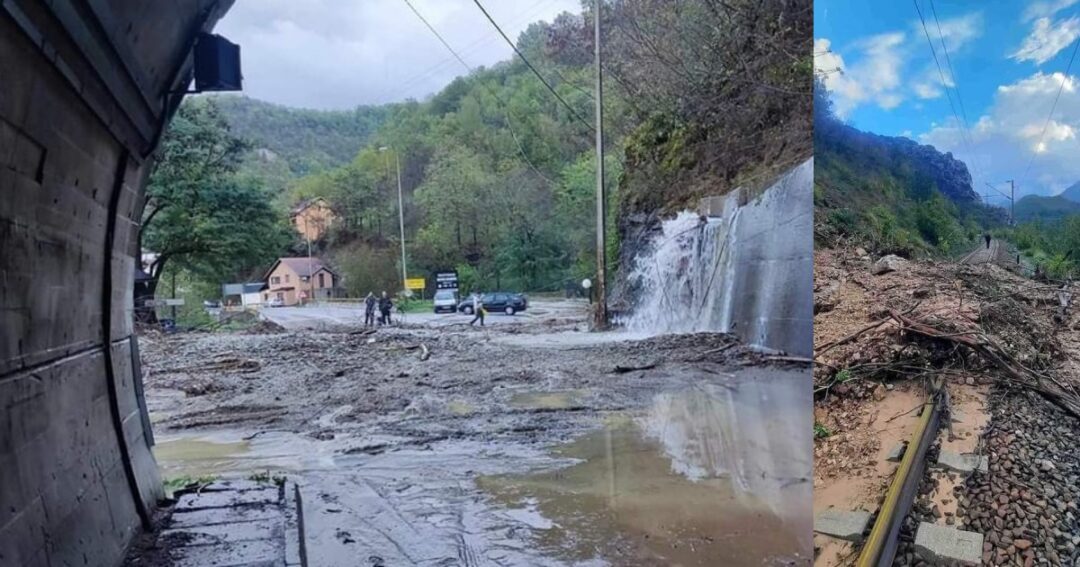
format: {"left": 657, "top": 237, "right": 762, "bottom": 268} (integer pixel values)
{"left": 814, "top": 248, "right": 1077, "bottom": 408}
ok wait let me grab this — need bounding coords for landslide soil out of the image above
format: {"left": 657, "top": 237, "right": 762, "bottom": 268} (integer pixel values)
{"left": 813, "top": 247, "right": 1080, "bottom": 566}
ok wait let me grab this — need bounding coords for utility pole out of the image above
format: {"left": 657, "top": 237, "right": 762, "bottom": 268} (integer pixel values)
{"left": 395, "top": 152, "right": 408, "bottom": 293}
{"left": 380, "top": 147, "right": 409, "bottom": 294}
{"left": 985, "top": 181, "right": 1015, "bottom": 225}
{"left": 307, "top": 235, "right": 314, "bottom": 305}
{"left": 1009, "top": 179, "right": 1015, "bottom": 226}
{"left": 593, "top": 0, "right": 608, "bottom": 329}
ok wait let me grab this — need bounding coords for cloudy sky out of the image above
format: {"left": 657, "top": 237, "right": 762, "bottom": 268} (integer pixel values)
{"left": 215, "top": 0, "right": 580, "bottom": 110}
{"left": 815, "top": 0, "right": 1080, "bottom": 200}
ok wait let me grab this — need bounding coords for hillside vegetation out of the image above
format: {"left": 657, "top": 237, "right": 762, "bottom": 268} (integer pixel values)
{"left": 272, "top": 1, "right": 809, "bottom": 295}
{"left": 814, "top": 82, "right": 1003, "bottom": 256}
{"left": 1014, "top": 194, "right": 1080, "bottom": 224}
{"left": 155, "top": 1, "right": 811, "bottom": 306}
{"left": 211, "top": 95, "right": 388, "bottom": 177}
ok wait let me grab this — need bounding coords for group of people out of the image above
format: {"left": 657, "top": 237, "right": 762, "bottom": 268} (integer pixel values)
{"left": 361, "top": 290, "right": 487, "bottom": 327}
{"left": 363, "top": 291, "right": 395, "bottom": 326}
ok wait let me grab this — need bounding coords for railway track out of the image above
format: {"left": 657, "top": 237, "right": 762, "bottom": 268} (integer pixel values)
{"left": 855, "top": 392, "right": 943, "bottom": 567}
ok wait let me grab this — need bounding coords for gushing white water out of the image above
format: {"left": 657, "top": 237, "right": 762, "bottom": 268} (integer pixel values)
{"left": 618, "top": 159, "right": 813, "bottom": 354}
{"left": 619, "top": 199, "right": 742, "bottom": 334}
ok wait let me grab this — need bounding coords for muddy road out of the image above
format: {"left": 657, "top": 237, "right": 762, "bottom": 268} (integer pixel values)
{"left": 143, "top": 298, "right": 812, "bottom": 566}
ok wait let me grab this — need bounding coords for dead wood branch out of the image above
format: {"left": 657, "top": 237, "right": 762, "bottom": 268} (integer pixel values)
{"left": 889, "top": 311, "right": 1080, "bottom": 419}
{"left": 612, "top": 362, "right": 657, "bottom": 374}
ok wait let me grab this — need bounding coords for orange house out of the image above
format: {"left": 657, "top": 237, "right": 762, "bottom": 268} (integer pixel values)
{"left": 263, "top": 257, "right": 338, "bottom": 306}
{"left": 290, "top": 197, "right": 337, "bottom": 241}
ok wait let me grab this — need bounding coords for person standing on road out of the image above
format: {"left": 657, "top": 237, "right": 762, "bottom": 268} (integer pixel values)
{"left": 469, "top": 292, "right": 485, "bottom": 326}
{"left": 379, "top": 291, "right": 393, "bottom": 325}
{"left": 364, "top": 292, "right": 376, "bottom": 327}
{"left": 984, "top": 233, "right": 991, "bottom": 249}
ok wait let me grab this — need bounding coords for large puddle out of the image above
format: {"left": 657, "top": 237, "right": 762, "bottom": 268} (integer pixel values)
{"left": 480, "top": 370, "right": 811, "bottom": 566}
{"left": 509, "top": 389, "right": 589, "bottom": 409}
{"left": 152, "top": 367, "right": 810, "bottom": 565}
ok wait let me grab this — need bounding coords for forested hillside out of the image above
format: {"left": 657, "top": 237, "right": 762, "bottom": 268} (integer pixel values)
{"left": 814, "top": 81, "right": 1003, "bottom": 256}
{"left": 1014, "top": 194, "right": 1080, "bottom": 223}
{"left": 211, "top": 95, "right": 388, "bottom": 176}
{"left": 157, "top": 1, "right": 812, "bottom": 302}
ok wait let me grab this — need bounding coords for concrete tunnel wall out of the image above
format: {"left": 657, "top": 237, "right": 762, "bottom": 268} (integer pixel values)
{"left": 0, "top": 1, "right": 232, "bottom": 565}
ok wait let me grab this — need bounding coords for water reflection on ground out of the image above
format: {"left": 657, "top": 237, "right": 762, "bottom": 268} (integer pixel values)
{"left": 153, "top": 366, "right": 810, "bottom": 565}
{"left": 480, "top": 370, "right": 811, "bottom": 566}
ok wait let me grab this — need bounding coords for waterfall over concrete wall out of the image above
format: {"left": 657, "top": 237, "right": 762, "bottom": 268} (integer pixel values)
{"left": 619, "top": 159, "right": 813, "bottom": 356}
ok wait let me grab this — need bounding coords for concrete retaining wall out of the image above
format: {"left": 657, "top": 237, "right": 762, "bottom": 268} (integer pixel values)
{"left": 699, "top": 158, "right": 814, "bottom": 357}
{"left": 0, "top": 2, "right": 232, "bottom": 565}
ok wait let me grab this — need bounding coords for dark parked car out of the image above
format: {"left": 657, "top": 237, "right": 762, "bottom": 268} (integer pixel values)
{"left": 458, "top": 292, "right": 528, "bottom": 315}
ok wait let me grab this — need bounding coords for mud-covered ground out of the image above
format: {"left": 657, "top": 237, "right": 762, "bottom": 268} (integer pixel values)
{"left": 142, "top": 300, "right": 813, "bottom": 566}
{"left": 812, "top": 247, "right": 1080, "bottom": 566}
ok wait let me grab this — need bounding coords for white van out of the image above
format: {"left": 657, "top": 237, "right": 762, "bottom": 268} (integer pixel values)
{"left": 433, "top": 289, "right": 458, "bottom": 314}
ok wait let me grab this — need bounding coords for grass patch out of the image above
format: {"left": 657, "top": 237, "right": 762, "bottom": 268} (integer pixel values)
{"left": 814, "top": 422, "right": 832, "bottom": 439}
{"left": 398, "top": 299, "right": 434, "bottom": 313}
{"left": 163, "top": 475, "right": 217, "bottom": 498}
{"left": 248, "top": 470, "right": 287, "bottom": 486}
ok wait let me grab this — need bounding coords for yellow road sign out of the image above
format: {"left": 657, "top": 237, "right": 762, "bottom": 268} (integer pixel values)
{"left": 405, "top": 278, "right": 426, "bottom": 290}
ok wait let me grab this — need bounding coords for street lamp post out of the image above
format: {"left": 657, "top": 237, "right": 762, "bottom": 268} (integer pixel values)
{"left": 380, "top": 147, "right": 408, "bottom": 294}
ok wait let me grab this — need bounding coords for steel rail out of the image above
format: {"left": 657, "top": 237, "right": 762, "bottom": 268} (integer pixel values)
{"left": 856, "top": 394, "right": 941, "bottom": 567}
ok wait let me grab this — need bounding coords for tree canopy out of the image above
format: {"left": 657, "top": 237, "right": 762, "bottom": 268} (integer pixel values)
{"left": 142, "top": 98, "right": 291, "bottom": 289}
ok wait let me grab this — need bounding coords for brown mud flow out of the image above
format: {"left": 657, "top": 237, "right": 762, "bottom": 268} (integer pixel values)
{"left": 813, "top": 246, "right": 1080, "bottom": 566}
{"left": 147, "top": 314, "right": 810, "bottom": 565}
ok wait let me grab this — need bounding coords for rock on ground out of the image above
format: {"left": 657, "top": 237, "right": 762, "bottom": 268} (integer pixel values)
{"left": 871, "top": 254, "right": 907, "bottom": 275}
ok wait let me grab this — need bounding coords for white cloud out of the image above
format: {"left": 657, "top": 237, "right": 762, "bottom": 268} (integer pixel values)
{"left": 1022, "top": 0, "right": 1079, "bottom": 23}
{"left": 921, "top": 72, "right": 1080, "bottom": 197}
{"left": 815, "top": 33, "right": 906, "bottom": 117}
{"left": 816, "top": 12, "right": 982, "bottom": 116}
{"left": 923, "top": 11, "right": 983, "bottom": 51}
{"left": 914, "top": 82, "right": 942, "bottom": 99}
{"left": 214, "top": 0, "right": 581, "bottom": 109}
{"left": 1012, "top": 16, "right": 1080, "bottom": 65}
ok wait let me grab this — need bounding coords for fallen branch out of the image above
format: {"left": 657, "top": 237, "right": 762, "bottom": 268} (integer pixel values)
{"left": 815, "top": 302, "right": 921, "bottom": 359}
{"left": 889, "top": 310, "right": 1080, "bottom": 419}
{"left": 348, "top": 329, "right": 378, "bottom": 336}
{"left": 612, "top": 362, "right": 657, "bottom": 373}
{"left": 158, "top": 356, "right": 261, "bottom": 374}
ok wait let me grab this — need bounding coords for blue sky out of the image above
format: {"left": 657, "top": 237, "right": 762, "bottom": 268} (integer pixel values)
{"left": 815, "top": 0, "right": 1080, "bottom": 201}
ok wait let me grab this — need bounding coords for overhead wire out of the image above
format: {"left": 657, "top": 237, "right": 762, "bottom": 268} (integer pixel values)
{"left": 929, "top": 0, "right": 971, "bottom": 134}
{"left": 400, "top": 0, "right": 558, "bottom": 185}
{"left": 1021, "top": 34, "right": 1080, "bottom": 186}
{"left": 913, "top": 0, "right": 972, "bottom": 151}
{"left": 374, "top": 0, "right": 559, "bottom": 103}
{"left": 926, "top": 0, "right": 992, "bottom": 197}
{"left": 470, "top": 0, "right": 595, "bottom": 132}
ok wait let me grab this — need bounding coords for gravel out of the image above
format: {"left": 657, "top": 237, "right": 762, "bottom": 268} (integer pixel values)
{"left": 958, "top": 389, "right": 1080, "bottom": 566}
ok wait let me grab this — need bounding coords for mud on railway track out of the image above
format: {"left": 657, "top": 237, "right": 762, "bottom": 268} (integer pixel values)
{"left": 813, "top": 246, "right": 1080, "bottom": 566}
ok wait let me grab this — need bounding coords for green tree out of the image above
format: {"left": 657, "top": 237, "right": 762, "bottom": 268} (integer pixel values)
{"left": 141, "top": 98, "right": 290, "bottom": 296}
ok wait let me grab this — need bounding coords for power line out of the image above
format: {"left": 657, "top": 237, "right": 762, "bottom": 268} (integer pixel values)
{"left": 913, "top": 0, "right": 971, "bottom": 151}
{"left": 927, "top": 0, "right": 989, "bottom": 190}
{"left": 400, "top": 0, "right": 557, "bottom": 185}
{"left": 470, "top": 0, "right": 595, "bottom": 132}
{"left": 1022, "top": 35, "right": 1080, "bottom": 182}
{"left": 929, "top": 0, "right": 972, "bottom": 135}
{"left": 375, "top": 0, "right": 559, "bottom": 103}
